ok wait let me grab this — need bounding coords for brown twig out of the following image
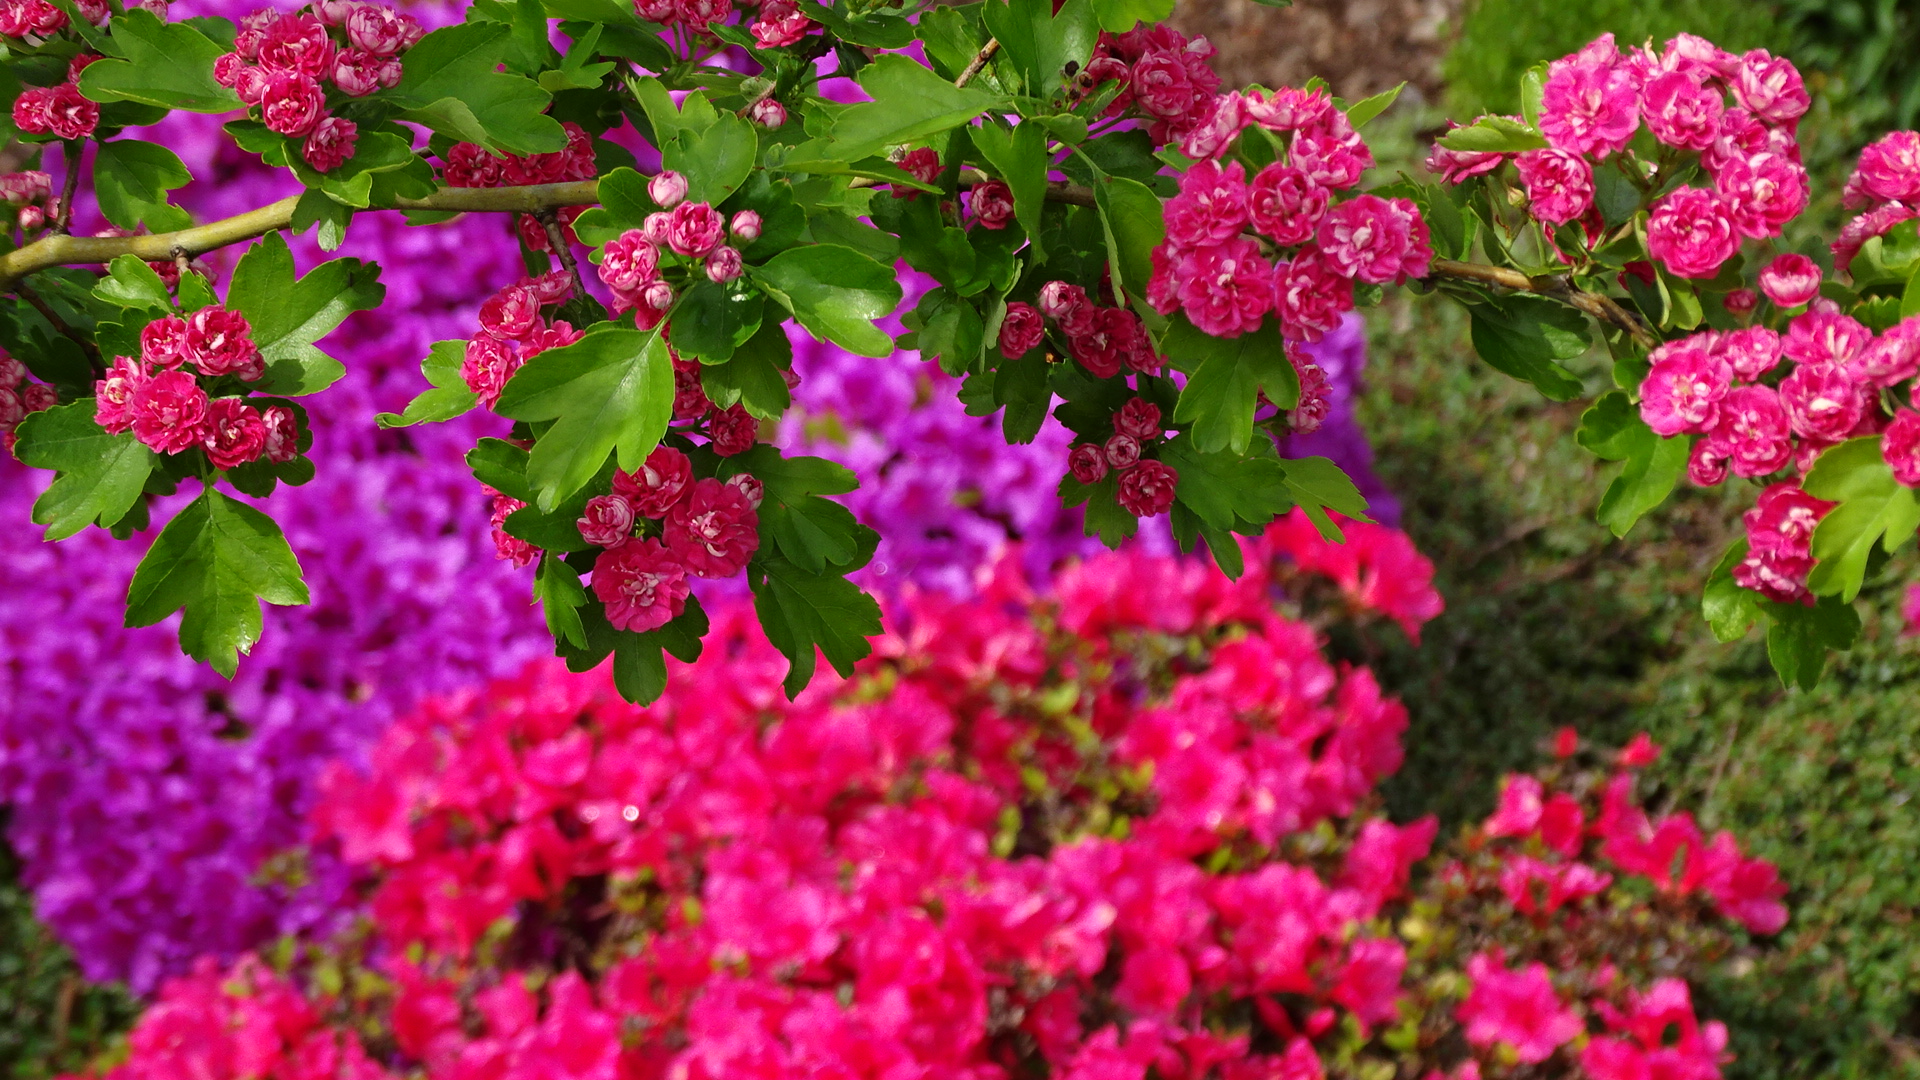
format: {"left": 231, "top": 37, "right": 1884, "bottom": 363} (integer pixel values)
{"left": 54, "top": 140, "right": 84, "bottom": 235}
{"left": 536, "top": 209, "right": 586, "bottom": 298}
{"left": 16, "top": 280, "right": 102, "bottom": 374}
{"left": 955, "top": 39, "right": 999, "bottom": 88}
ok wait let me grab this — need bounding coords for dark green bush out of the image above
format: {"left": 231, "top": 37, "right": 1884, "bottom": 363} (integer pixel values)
{"left": 0, "top": 832, "right": 133, "bottom": 1079}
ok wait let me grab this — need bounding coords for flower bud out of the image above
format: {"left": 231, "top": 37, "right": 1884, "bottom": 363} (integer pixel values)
{"left": 726, "top": 473, "right": 765, "bottom": 509}
{"left": 17, "top": 206, "right": 43, "bottom": 232}
{"left": 729, "top": 210, "right": 762, "bottom": 244}
{"left": 641, "top": 280, "right": 675, "bottom": 313}
{"left": 1758, "top": 252, "right": 1821, "bottom": 308}
{"left": 748, "top": 98, "right": 787, "bottom": 129}
{"left": 705, "top": 245, "right": 744, "bottom": 283}
{"left": 1103, "top": 433, "right": 1142, "bottom": 470}
{"left": 1038, "top": 281, "right": 1088, "bottom": 320}
{"left": 1723, "top": 288, "right": 1758, "bottom": 316}
{"left": 649, "top": 170, "right": 688, "bottom": 209}
{"left": 643, "top": 211, "right": 673, "bottom": 246}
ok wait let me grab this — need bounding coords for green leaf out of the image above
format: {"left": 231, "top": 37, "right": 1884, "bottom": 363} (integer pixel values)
{"left": 227, "top": 233, "right": 385, "bottom": 396}
{"left": 1280, "top": 456, "right": 1371, "bottom": 539}
{"left": 376, "top": 340, "right": 479, "bottom": 427}
{"left": 1519, "top": 63, "right": 1547, "bottom": 131}
{"left": 921, "top": 3, "right": 995, "bottom": 85}
{"left": 1437, "top": 114, "right": 1549, "bottom": 153}
{"left": 1090, "top": 172, "right": 1165, "bottom": 306}
{"left": 1575, "top": 391, "right": 1685, "bottom": 537}
{"left": 1159, "top": 434, "right": 1289, "bottom": 531}
{"left": 493, "top": 324, "right": 673, "bottom": 510}
{"left": 800, "top": 2, "right": 915, "bottom": 47}
{"left": 1088, "top": 0, "right": 1171, "bottom": 32}
{"left": 13, "top": 401, "right": 156, "bottom": 541}
{"left": 827, "top": 54, "right": 1004, "bottom": 161}
{"left": 77, "top": 9, "right": 240, "bottom": 112}
{"left": 1702, "top": 539, "right": 1762, "bottom": 643}
{"left": 1466, "top": 294, "right": 1589, "bottom": 401}
{"left": 124, "top": 488, "right": 309, "bottom": 678}
{"left": 752, "top": 554, "right": 883, "bottom": 698}
{"left": 92, "top": 140, "right": 191, "bottom": 232}
{"left": 995, "top": 348, "right": 1052, "bottom": 443}
{"left": 467, "top": 437, "right": 534, "bottom": 503}
{"left": 663, "top": 108, "right": 757, "bottom": 205}
{"left": 1345, "top": 81, "right": 1404, "bottom": 128}
{"left": 1167, "top": 316, "right": 1296, "bottom": 454}
{"left": 534, "top": 552, "right": 589, "bottom": 649}
{"left": 972, "top": 119, "right": 1050, "bottom": 262}
{"left": 93, "top": 254, "right": 173, "bottom": 311}
{"left": 387, "top": 22, "right": 565, "bottom": 154}
{"left": 700, "top": 318, "right": 792, "bottom": 420}
{"left": 916, "top": 287, "right": 985, "bottom": 375}
{"left": 291, "top": 189, "right": 352, "bottom": 251}
{"left": 1802, "top": 436, "right": 1920, "bottom": 602}
{"left": 751, "top": 244, "right": 903, "bottom": 358}
{"left": 672, "top": 279, "right": 764, "bottom": 365}
{"left": 1764, "top": 595, "right": 1861, "bottom": 691}
{"left": 982, "top": 0, "right": 1097, "bottom": 96}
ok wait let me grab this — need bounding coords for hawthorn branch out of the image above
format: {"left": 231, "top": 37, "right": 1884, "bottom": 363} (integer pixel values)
{"left": 54, "top": 140, "right": 84, "bottom": 235}
{"left": 954, "top": 39, "right": 999, "bottom": 88}
{"left": 1426, "top": 258, "right": 1657, "bottom": 349}
{"left": 16, "top": 280, "right": 101, "bottom": 374}
{"left": 0, "top": 180, "right": 602, "bottom": 291}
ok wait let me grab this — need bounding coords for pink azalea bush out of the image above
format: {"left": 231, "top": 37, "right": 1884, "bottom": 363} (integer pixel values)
{"left": 73, "top": 514, "right": 1780, "bottom": 1080}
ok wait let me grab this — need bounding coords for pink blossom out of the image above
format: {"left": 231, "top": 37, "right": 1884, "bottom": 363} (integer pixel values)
{"left": 0, "top": 169, "right": 50, "bottom": 204}
{"left": 591, "top": 539, "right": 689, "bottom": 632}
{"left": 330, "top": 48, "right": 390, "bottom": 96}
{"left": 1332, "top": 938, "right": 1407, "bottom": 1028}
{"left": 1856, "top": 318, "right": 1920, "bottom": 387}
{"left": 748, "top": 97, "right": 788, "bottom": 128}
{"left": 749, "top": 0, "right": 810, "bottom": 47}
{"left": 461, "top": 335, "right": 520, "bottom": 409}
{"left": 704, "top": 246, "right": 743, "bottom": 283}
{"left": 726, "top": 473, "right": 763, "bottom": 508}
{"left": 302, "top": 116, "right": 357, "bottom": 173}
{"left": 613, "top": 445, "right": 693, "bottom": 516}
{"left": 1641, "top": 71, "right": 1722, "bottom": 150}
{"left": 1693, "top": 834, "right": 1790, "bottom": 934}
{"left": 999, "top": 302, "right": 1045, "bottom": 357}
{"left": 260, "top": 71, "right": 325, "bottom": 137}
{"left": 257, "top": 14, "right": 333, "bottom": 75}
{"left": 1724, "top": 287, "right": 1759, "bottom": 315}
{"left": 709, "top": 403, "right": 758, "bottom": 456}
{"left": 1068, "top": 443, "right": 1108, "bottom": 484}
{"left": 1131, "top": 53, "right": 1196, "bottom": 121}
{"left": 1885, "top": 409, "right": 1920, "bottom": 487}
{"left": 599, "top": 231, "right": 661, "bottom": 295}
{"left": 1848, "top": 130, "right": 1920, "bottom": 206}
{"left": 1758, "top": 252, "right": 1820, "bottom": 307}
{"left": 1647, "top": 187, "right": 1739, "bottom": 279}
{"left": 665, "top": 477, "right": 760, "bottom": 577}
{"left": 1179, "top": 92, "right": 1248, "bottom": 160}
{"left": 1164, "top": 159, "right": 1249, "bottom": 250}
{"left": 1689, "top": 438, "right": 1730, "bottom": 487}
{"left": 1779, "top": 363, "right": 1866, "bottom": 442}
{"left": 971, "top": 179, "right": 1015, "bottom": 229}
{"left": 665, "top": 201, "right": 725, "bottom": 257}
{"left": 1734, "top": 481, "right": 1833, "bottom": 603}
{"left": 1117, "top": 460, "right": 1177, "bottom": 516}
{"left": 141, "top": 315, "right": 190, "bottom": 370}
{"left": 479, "top": 285, "right": 542, "bottom": 342}
{"left": 1272, "top": 248, "right": 1354, "bottom": 343}
{"left": 1291, "top": 112, "right": 1372, "bottom": 190}
{"left": 1246, "top": 163, "right": 1328, "bottom": 246}
{"left": 1514, "top": 148, "right": 1594, "bottom": 225}
{"left": 1175, "top": 239, "right": 1272, "bottom": 338}
{"left": 203, "top": 397, "right": 267, "bottom": 470}
{"left": 184, "top": 307, "right": 262, "bottom": 379}
{"left": 1716, "top": 151, "right": 1808, "bottom": 239}
{"left": 1114, "top": 945, "right": 1190, "bottom": 1017}
{"left": 1069, "top": 306, "right": 1147, "bottom": 378}
{"left": 128, "top": 370, "right": 211, "bottom": 454}
{"left": 1291, "top": 357, "right": 1331, "bottom": 434}
{"left": 1115, "top": 397, "right": 1162, "bottom": 441}
{"left": 261, "top": 405, "right": 299, "bottom": 463}
{"left": 1425, "top": 120, "right": 1509, "bottom": 184}
{"left": 1104, "top": 433, "right": 1142, "bottom": 470}
{"left": 1040, "top": 280, "right": 1092, "bottom": 321}
{"left": 344, "top": 6, "right": 419, "bottom": 56}
{"left": 1456, "top": 953, "right": 1583, "bottom": 1064}
{"left": 1539, "top": 51, "right": 1639, "bottom": 158}
{"left": 1716, "top": 385, "right": 1793, "bottom": 478}
{"left": 1639, "top": 338, "right": 1731, "bottom": 436}
{"left": 1241, "top": 84, "right": 1331, "bottom": 131}
{"left": 1314, "top": 195, "right": 1431, "bottom": 284}
{"left": 1833, "top": 202, "right": 1920, "bottom": 273}
{"left": 729, "top": 210, "right": 762, "bottom": 243}
{"left": 1733, "top": 50, "right": 1809, "bottom": 125}
{"left": 578, "top": 494, "right": 636, "bottom": 549}
{"left": 1713, "top": 326, "right": 1782, "bottom": 380}
{"left": 1783, "top": 308, "right": 1872, "bottom": 368}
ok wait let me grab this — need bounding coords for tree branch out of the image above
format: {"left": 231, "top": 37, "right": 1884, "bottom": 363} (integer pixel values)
{"left": 954, "top": 39, "right": 999, "bottom": 88}
{"left": 1426, "top": 258, "right": 1657, "bottom": 349}
{"left": 0, "top": 180, "right": 602, "bottom": 291}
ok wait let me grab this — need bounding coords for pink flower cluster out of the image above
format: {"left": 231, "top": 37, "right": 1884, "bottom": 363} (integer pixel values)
{"left": 0, "top": 350, "right": 59, "bottom": 451}
{"left": 747, "top": 0, "right": 814, "bottom": 49}
{"left": 12, "top": 52, "right": 101, "bottom": 140}
{"left": 1636, "top": 298, "right": 1920, "bottom": 602}
{"left": 1147, "top": 106, "right": 1429, "bottom": 342}
{"left": 458, "top": 270, "right": 585, "bottom": 408}
{"left": 0, "top": 0, "right": 109, "bottom": 41}
{"left": 582, "top": 446, "right": 762, "bottom": 631}
{"left": 441, "top": 122, "right": 599, "bottom": 250}
{"left": 632, "top": 0, "right": 732, "bottom": 35}
{"left": 1836, "top": 130, "right": 1920, "bottom": 271}
{"left": 0, "top": 168, "right": 55, "bottom": 233}
{"left": 214, "top": 4, "right": 424, "bottom": 172}
{"left": 1066, "top": 396, "right": 1178, "bottom": 518}
{"left": 1033, "top": 279, "right": 1163, "bottom": 378}
{"left": 1732, "top": 481, "right": 1833, "bottom": 606}
{"left": 1085, "top": 25, "right": 1224, "bottom": 149}
{"left": 92, "top": 305, "right": 301, "bottom": 467}
{"left": 594, "top": 173, "right": 762, "bottom": 323}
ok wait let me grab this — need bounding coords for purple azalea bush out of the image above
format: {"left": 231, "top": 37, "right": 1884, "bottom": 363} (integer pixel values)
{"left": 0, "top": 0, "right": 1394, "bottom": 990}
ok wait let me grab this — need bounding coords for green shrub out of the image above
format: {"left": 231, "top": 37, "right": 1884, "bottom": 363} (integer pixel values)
{"left": 0, "top": 832, "right": 133, "bottom": 1079}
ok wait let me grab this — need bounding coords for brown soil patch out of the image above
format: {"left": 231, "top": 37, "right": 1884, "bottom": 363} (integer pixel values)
{"left": 1167, "top": 0, "right": 1463, "bottom": 107}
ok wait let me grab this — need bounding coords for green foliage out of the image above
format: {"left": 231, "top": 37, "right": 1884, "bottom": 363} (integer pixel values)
{"left": 0, "top": 834, "right": 136, "bottom": 1078}
{"left": 13, "top": 402, "right": 154, "bottom": 542}
{"left": 227, "top": 234, "right": 386, "bottom": 398}
{"left": 386, "top": 21, "right": 566, "bottom": 154}
{"left": 376, "top": 341, "right": 479, "bottom": 428}
{"left": 76, "top": 8, "right": 241, "bottom": 113}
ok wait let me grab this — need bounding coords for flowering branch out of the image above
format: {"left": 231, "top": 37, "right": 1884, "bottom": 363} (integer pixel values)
{"left": 1426, "top": 258, "right": 1658, "bottom": 349}
{"left": 0, "top": 180, "right": 603, "bottom": 290}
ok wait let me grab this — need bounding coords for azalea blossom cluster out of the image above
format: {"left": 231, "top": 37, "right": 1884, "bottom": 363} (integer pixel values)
{"left": 440, "top": 122, "right": 599, "bottom": 252}
{"left": 1147, "top": 88, "right": 1430, "bottom": 343}
{"left": 593, "top": 169, "right": 763, "bottom": 322}
{"left": 0, "top": 350, "right": 60, "bottom": 451}
{"left": 1392, "top": 733, "right": 1785, "bottom": 1077}
{"left": 1432, "top": 33, "right": 1810, "bottom": 282}
{"left": 213, "top": 3, "right": 425, "bottom": 173}
{"left": 12, "top": 51, "right": 103, "bottom": 141}
{"left": 1634, "top": 265, "right": 1920, "bottom": 602}
{"left": 93, "top": 303, "right": 303, "bottom": 469}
